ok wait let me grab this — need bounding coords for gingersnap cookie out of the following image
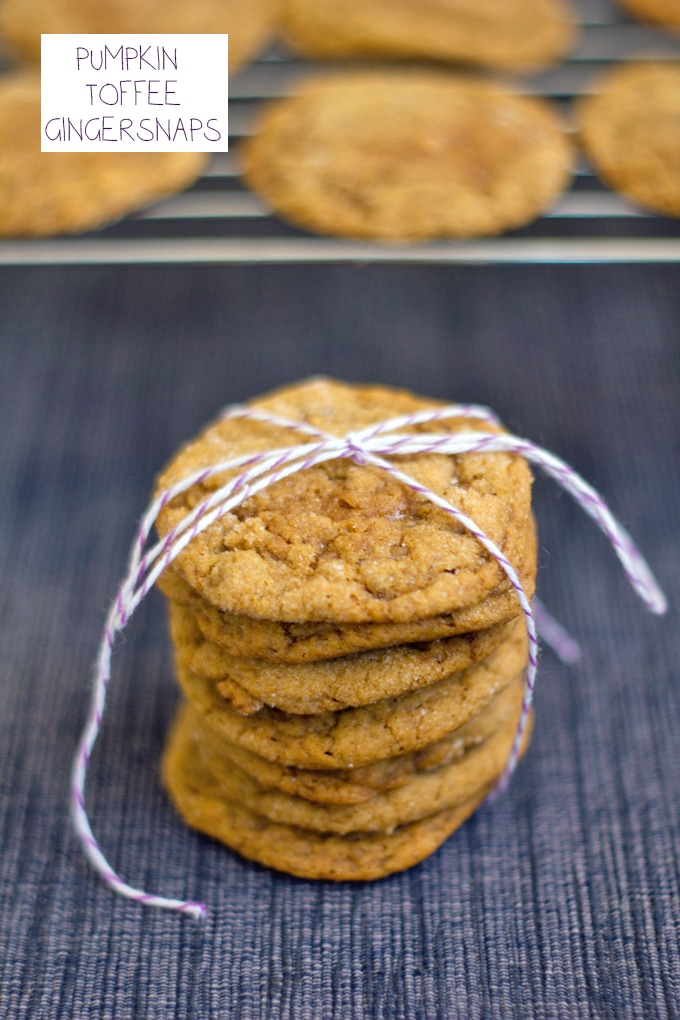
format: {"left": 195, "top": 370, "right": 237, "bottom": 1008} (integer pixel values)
{"left": 0, "top": 0, "right": 278, "bottom": 73}
{"left": 156, "top": 378, "right": 534, "bottom": 623}
{"left": 577, "top": 63, "right": 680, "bottom": 218}
{"left": 174, "top": 617, "right": 528, "bottom": 769}
{"left": 162, "top": 705, "right": 493, "bottom": 880}
{"left": 195, "top": 695, "right": 529, "bottom": 835}
{"left": 158, "top": 514, "right": 536, "bottom": 659}
{"left": 197, "top": 673, "right": 526, "bottom": 806}
{"left": 241, "top": 73, "right": 573, "bottom": 241}
{"left": 615, "top": 0, "right": 680, "bottom": 29}
{"left": 170, "top": 600, "right": 517, "bottom": 714}
{"left": 0, "top": 72, "right": 208, "bottom": 238}
{"left": 283, "top": 0, "right": 577, "bottom": 72}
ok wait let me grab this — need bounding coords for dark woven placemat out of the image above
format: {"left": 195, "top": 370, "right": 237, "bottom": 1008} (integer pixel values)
{"left": 1, "top": 263, "right": 678, "bottom": 1019}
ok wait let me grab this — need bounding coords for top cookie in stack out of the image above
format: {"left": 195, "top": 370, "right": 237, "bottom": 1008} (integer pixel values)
{"left": 158, "top": 379, "right": 536, "bottom": 879}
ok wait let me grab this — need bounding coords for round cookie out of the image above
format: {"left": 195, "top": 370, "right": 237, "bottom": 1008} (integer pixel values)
{"left": 577, "top": 63, "right": 680, "bottom": 217}
{"left": 197, "top": 673, "right": 526, "bottom": 807}
{"left": 0, "top": 72, "right": 208, "bottom": 238}
{"left": 174, "top": 617, "right": 528, "bottom": 769}
{"left": 170, "top": 600, "right": 516, "bottom": 714}
{"left": 283, "top": 0, "right": 578, "bottom": 73}
{"left": 196, "top": 696, "right": 528, "bottom": 834}
{"left": 0, "top": 0, "right": 278, "bottom": 74}
{"left": 157, "top": 511, "right": 537, "bottom": 661}
{"left": 162, "top": 706, "right": 492, "bottom": 881}
{"left": 155, "top": 378, "right": 534, "bottom": 623}
{"left": 241, "top": 73, "right": 573, "bottom": 241}
{"left": 615, "top": 0, "right": 680, "bottom": 29}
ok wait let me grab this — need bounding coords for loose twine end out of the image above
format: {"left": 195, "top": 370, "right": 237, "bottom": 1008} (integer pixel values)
{"left": 71, "top": 400, "right": 667, "bottom": 918}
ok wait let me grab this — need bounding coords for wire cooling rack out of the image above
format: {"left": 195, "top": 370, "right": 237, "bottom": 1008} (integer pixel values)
{"left": 1, "top": 0, "right": 680, "bottom": 265}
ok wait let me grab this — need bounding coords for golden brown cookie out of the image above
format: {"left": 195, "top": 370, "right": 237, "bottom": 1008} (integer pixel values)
{"left": 174, "top": 617, "right": 528, "bottom": 769}
{"left": 577, "top": 63, "right": 680, "bottom": 217}
{"left": 197, "top": 673, "right": 526, "bottom": 806}
{"left": 0, "top": 72, "right": 208, "bottom": 237}
{"left": 0, "top": 0, "right": 278, "bottom": 73}
{"left": 156, "top": 378, "right": 534, "bottom": 623}
{"left": 170, "top": 600, "right": 516, "bottom": 714}
{"left": 283, "top": 0, "right": 578, "bottom": 72}
{"left": 196, "top": 695, "right": 528, "bottom": 834}
{"left": 162, "top": 704, "right": 493, "bottom": 880}
{"left": 159, "top": 524, "right": 536, "bottom": 661}
{"left": 241, "top": 73, "right": 573, "bottom": 241}
{"left": 615, "top": 0, "right": 680, "bottom": 29}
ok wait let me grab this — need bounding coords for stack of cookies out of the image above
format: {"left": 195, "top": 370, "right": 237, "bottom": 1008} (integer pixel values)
{"left": 158, "top": 378, "right": 536, "bottom": 880}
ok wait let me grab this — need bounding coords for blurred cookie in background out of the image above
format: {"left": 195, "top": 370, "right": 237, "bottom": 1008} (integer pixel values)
{"left": 615, "top": 0, "right": 680, "bottom": 30}
{"left": 0, "top": 0, "right": 279, "bottom": 74}
{"left": 577, "top": 62, "right": 680, "bottom": 217}
{"left": 242, "top": 71, "right": 574, "bottom": 241}
{"left": 282, "top": 0, "right": 578, "bottom": 73}
{"left": 0, "top": 71, "right": 208, "bottom": 236}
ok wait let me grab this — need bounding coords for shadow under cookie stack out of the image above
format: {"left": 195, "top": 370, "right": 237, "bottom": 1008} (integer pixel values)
{"left": 158, "top": 378, "right": 536, "bottom": 880}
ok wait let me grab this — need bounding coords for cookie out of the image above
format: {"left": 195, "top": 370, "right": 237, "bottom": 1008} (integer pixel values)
{"left": 241, "top": 73, "right": 573, "bottom": 241}
{"left": 0, "top": 0, "right": 278, "bottom": 73}
{"left": 577, "top": 63, "right": 680, "bottom": 217}
{"left": 283, "top": 0, "right": 578, "bottom": 72}
{"left": 159, "top": 520, "right": 536, "bottom": 661}
{"left": 0, "top": 72, "right": 208, "bottom": 238}
{"left": 197, "top": 673, "right": 526, "bottom": 806}
{"left": 196, "top": 694, "right": 529, "bottom": 834}
{"left": 170, "top": 600, "right": 516, "bottom": 713}
{"left": 174, "top": 617, "right": 528, "bottom": 769}
{"left": 156, "top": 378, "right": 534, "bottom": 622}
{"left": 615, "top": 0, "right": 680, "bottom": 29}
{"left": 162, "top": 705, "right": 493, "bottom": 881}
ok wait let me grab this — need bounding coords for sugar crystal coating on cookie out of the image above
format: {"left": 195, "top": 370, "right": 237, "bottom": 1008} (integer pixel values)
{"left": 241, "top": 72, "right": 573, "bottom": 241}
{"left": 155, "top": 378, "right": 534, "bottom": 623}
{"left": 196, "top": 685, "right": 526, "bottom": 834}
{"left": 158, "top": 526, "right": 537, "bottom": 659}
{"left": 170, "top": 600, "right": 517, "bottom": 713}
{"left": 577, "top": 63, "right": 680, "bottom": 217}
{"left": 174, "top": 619, "right": 528, "bottom": 769}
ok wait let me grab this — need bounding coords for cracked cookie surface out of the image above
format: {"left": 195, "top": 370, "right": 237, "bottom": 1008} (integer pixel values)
{"left": 170, "top": 600, "right": 516, "bottom": 713}
{"left": 196, "top": 690, "right": 528, "bottom": 834}
{"left": 174, "top": 617, "right": 528, "bottom": 769}
{"left": 156, "top": 378, "right": 534, "bottom": 623}
{"left": 196, "top": 674, "right": 526, "bottom": 806}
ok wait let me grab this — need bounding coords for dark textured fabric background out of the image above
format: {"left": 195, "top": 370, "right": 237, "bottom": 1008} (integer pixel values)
{"left": 0, "top": 264, "right": 678, "bottom": 1019}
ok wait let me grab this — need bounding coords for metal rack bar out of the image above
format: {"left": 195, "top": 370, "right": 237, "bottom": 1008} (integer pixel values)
{"left": 1, "top": 8, "right": 679, "bottom": 265}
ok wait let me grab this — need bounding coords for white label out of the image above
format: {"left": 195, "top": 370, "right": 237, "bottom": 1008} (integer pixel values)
{"left": 41, "top": 34, "right": 228, "bottom": 152}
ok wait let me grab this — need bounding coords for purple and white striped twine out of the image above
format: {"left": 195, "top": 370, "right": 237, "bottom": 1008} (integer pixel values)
{"left": 71, "top": 402, "right": 667, "bottom": 921}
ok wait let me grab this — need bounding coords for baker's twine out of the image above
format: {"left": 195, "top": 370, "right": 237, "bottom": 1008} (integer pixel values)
{"left": 71, "top": 402, "right": 667, "bottom": 920}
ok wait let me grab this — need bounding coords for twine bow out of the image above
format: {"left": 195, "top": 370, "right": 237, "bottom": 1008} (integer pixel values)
{"left": 71, "top": 402, "right": 667, "bottom": 921}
